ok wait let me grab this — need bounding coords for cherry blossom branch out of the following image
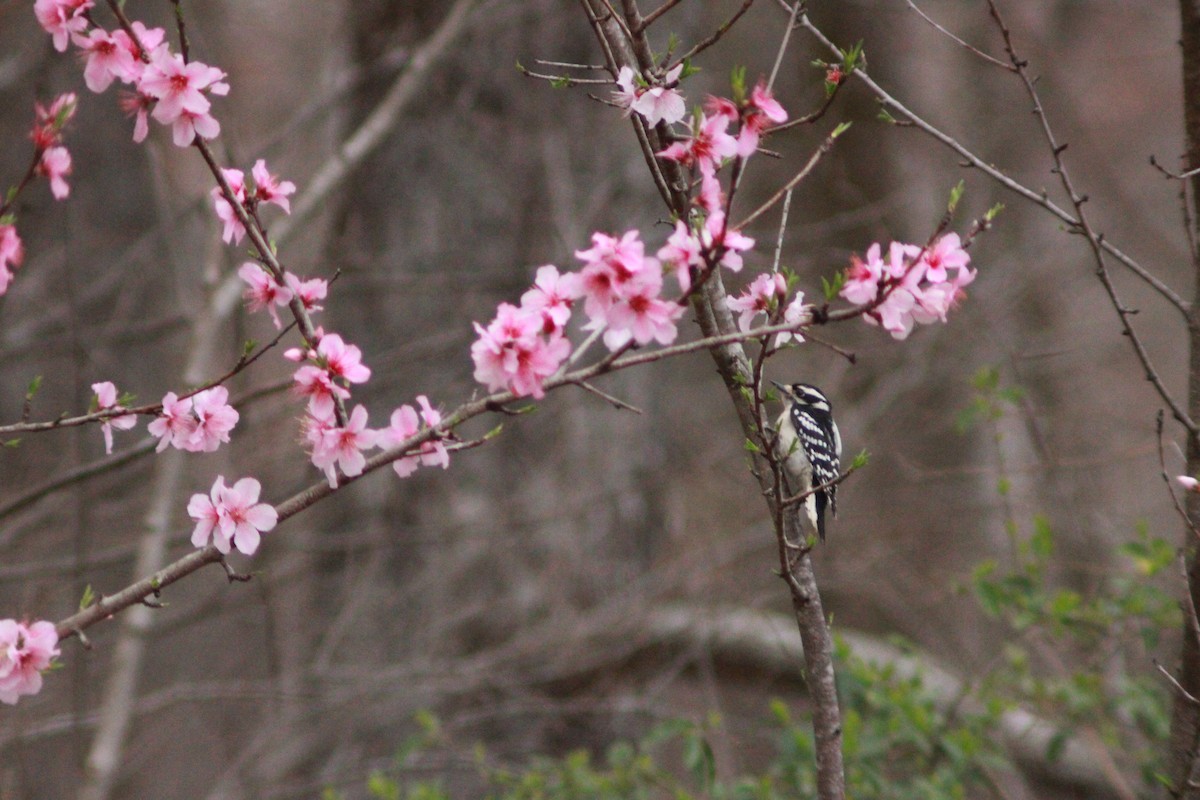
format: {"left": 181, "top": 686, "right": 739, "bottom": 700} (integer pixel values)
{"left": 796, "top": 12, "right": 1190, "bottom": 318}
{"left": 583, "top": 5, "right": 846, "bottom": 798}
{"left": 0, "top": 317, "right": 292, "bottom": 435}
{"left": 50, "top": 306, "right": 826, "bottom": 645}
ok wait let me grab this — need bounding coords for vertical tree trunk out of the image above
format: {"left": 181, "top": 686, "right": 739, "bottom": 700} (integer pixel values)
{"left": 1168, "top": 4, "right": 1200, "bottom": 795}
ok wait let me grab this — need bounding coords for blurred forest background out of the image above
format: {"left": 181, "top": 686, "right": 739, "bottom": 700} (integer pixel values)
{"left": 0, "top": 1, "right": 1188, "bottom": 798}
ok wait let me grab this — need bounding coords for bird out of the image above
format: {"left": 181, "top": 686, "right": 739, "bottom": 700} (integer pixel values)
{"left": 771, "top": 381, "right": 842, "bottom": 541}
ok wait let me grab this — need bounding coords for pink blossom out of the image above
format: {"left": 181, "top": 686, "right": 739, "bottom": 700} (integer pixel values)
{"left": 614, "top": 64, "right": 687, "bottom": 127}
{"left": 308, "top": 405, "right": 378, "bottom": 488}
{"left": 735, "top": 80, "right": 788, "bottom": 157}
{"left": 470, "top": 303, "right": 570, "bottom": 399}
{"left": 0, "top": 619, "right": 60, "bottom": 705}
{"left": 74, "top": 28, "right": 138, "bottom": 93}
{"left": 250, "top": 159, "right": 295, "bottom": 213}
{"left": 413, "top": 395, "right": 450, "bottom": 469}
{"left": 657, "top": 112, "right": 738, "bottom": 173}
{"left": 30, "top": 92, "right": 76, "bottom": 150}
{"left": 317, "top": 334, "right": 371, "bottom": 385}
{"left": 147, "top": 391, "right": 197, "bottom": 452}
{"left": 384, "top": 404, "right": 423, "bottom": 478}
{"left": 1178, "top": 476, "right": 1200, "bottom": 492}
{"left": 188, "top": 475, "right": 277, "bottom": 555}
{"left": 840, "top": 243, "right": 885, "bottom": 305}
{"left": 139, "top": 50, "right": 228, "bottom": 146}
{"left": 698, "top": 163, "right": 724, "bottom": 215}
{"left": 597, "top": 269, "right": 684, "bottom": 350}
{"left": 239, "top": 263, "right": 293, "bottom": 329}
{"left": 776, "top": 293, "right": 810, "bottom": 346}
{"left": 575, "top": 230, "right": 649, "bottom": 322}
{"left": 285, "top": 274, "right": 328, "bottom": 313}
{"left": 612, "top": 67, "right": 640, "bottom": 110}
{"left": 0, "top": 224, "right": 23, "bottom": 274}
{"left": 726, "top": 272, "right": 780, "bottom": 332}
{"left": 701, "top": 211, "right": 754, "bottom": 272}
{"left": 186, "top": 386, "right": 239, "bottom": 452}
{"left": 632, "top": 65, "right": 686, "bottom": 126}
{"left": 384, "top": 396, "right": 450, "bottom": 477}
{"left": 704, "top": 95, "right": 739, "bottom": 121}
{"left": 34, "top": 0, "right": 92, "bottom": 52}
{"left": 211, "top": 168, "right": 247, "bottom": 243}
{"left": 749, "top": 80, "right": 788, "bottom": 124}
{"left": 918, "top": 233, "right": 971, "bottom": 283}
{"left": 293, "top": 365, "right": 348, "bottom": 419}
{"left": 875, "top": 287, "right": 918, "bottom": 340}
{"left": 657, "top": 220, "right": 703, "bottom": 293}
{"left": 38, "top": 146, "right": 72, "bottom": 200}
{"left": 120, "top": 91, "right": 153, "bottom": 143}
{"left": 92, "top": 381, "right": 137, "bottom": 455}
{"left": 120, "top": 21, "right": 166, "bottom": 65}
{"left": 520, "top": 265, "right": 580, "bottom": 335}
{"left": 187, "top": 476, "right": 225, "bottom": 550}
{"left": 170, "top": 108, "right": 220, "bottom": 148}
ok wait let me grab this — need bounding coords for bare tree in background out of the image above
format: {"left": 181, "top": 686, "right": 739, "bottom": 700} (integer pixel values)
{"left": 3, "top": 2, "right": 1200, "bottom": 799}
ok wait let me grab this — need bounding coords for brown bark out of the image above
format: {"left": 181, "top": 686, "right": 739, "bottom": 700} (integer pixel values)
{"left": 1168, "top": 3, "right": 1200, "bottom": 796}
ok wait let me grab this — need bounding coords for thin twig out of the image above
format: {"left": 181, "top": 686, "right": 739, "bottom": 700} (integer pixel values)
{"left": 672, "top": 0, "right": 756, "bottom": 66}
{"left": 904, "top": 0, "right": 1012, "bottom": 71}
{"left": 573, "top": 380, "right": 644, "bottom": 413}
{"left": 736, "top": 126, "right": 842, "bottom": 230}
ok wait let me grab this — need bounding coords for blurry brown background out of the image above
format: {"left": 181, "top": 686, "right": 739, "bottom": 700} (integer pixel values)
{"left": 0, "top": 1, "right": 1185, "bottom": 797}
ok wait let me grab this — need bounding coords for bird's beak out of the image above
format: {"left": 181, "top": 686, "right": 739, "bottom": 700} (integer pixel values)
{"left": 770, "top": 380, "right": 787, "bottom": 394}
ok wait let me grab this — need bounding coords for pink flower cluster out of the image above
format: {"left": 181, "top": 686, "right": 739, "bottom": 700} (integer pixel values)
{"left": 0, "top": 619, "right": 59, "bottom": 705}
{"left": 468, "top": 83, "right": 793, "bottom": 402}
{"left": 34, "top": 1, "right": 231, "bottom": 148}
{"left": 148, "top": 387, "right": 239, "bottom": 453}
{"left": 213, "top": 160, "right": 295, "bottom": 245}
{"left": 188, "top": 476, "right": 278, "bottom": 556}
{"left": 471, "top": 230, "right": 701, "bottom": 400}
{"left": 839, "top": 233, "right": 976, "bottom": 340}
{"left": 381, "top": 395, "right": 450, "bottom": 478}
{"left": 658, "top": 79, "right": 786, "bottom": 170}
{"left": 30, "top": 92, "right": 77, "bottom": 200}
{"left": 726, "top": 272, "right": 809, "bottom": 345}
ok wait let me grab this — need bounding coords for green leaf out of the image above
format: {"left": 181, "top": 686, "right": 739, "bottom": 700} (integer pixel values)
{"left": 744, "top": 438, "right": 761, "bottom": 454}
{"left": 985, "top": 202, "right": 1005, "bottom": 222}
{"left": 850, "top": 448, "right": 870, "bottom": 469}
{"left": 947, "top": 180, "right": 965, "bottom": 214}
{"left": 1031, "top": 515, "right": 1053, "bottom": 558}
{"left": 79, "top": 584, "right": 95, "bottom": 611}
{"left": 26, "top": 375, "right": 42, "bottom": 400}
{"left": 841, "top": 40, "right": 865, "bottom": 72}
{"left": 730, "top": 65, "right": 747, "bottom": 104}
{"left": 822, "top": 270, "right": 846, "bottom": 301}
{"left": 550, "top": 76, "right": 571, "bottom": 89}
{"left": 679, "top": 58, "right": 701, "bottom": 80}
{"left": 683, "top": 731, "right": 716, "bottom": 790}
{"left": 831, "top": 121, "right": 853, "bottom": 139}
